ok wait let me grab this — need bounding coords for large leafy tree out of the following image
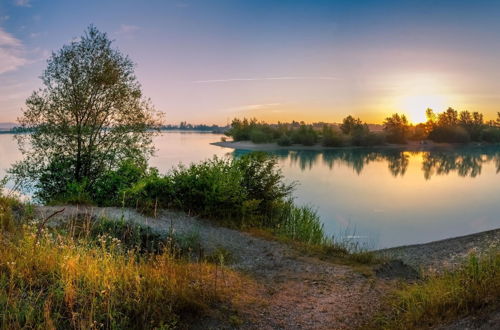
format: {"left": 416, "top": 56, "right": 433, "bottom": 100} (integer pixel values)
{"left": 11, "top": 26, "right": 162, "bottom": 201}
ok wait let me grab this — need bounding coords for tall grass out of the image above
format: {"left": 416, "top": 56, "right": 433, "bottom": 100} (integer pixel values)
{"left": 374, "top": 251, "right": 500, "bottom": 329}
{"left": 274, "top": 201, "right": 327, "bottom": 245}
{"left": 0, "top": 195, "right": 252, "bottom": 329}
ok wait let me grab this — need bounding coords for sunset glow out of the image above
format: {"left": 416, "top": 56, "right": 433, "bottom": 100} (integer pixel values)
{"left": 1, "top": 1, "right": 500, "bottom": 124}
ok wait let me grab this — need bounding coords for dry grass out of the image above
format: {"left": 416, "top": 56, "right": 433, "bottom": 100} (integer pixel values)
{"left": 0, "top": 196, "right": 256, "bottom": 329}
{"left": 371, "top": 251, "right": 500, "bottom": 329}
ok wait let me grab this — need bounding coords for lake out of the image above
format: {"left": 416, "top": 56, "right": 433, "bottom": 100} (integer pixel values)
{"left": 1, "top": 131, "right": 499, "bottom": 249}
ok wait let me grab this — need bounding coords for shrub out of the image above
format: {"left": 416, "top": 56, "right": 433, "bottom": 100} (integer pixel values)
{"left": 428, "top": 126, "right": 471, "bottom": 143}
{"left": 249, "top": 129, "right": 272, "bottom": 143}
{"left": 124, "top": 153, "right": 292, "bottom": 227}
{"left": 290, "top": 126, "right": 318, "bottom": 146}
{"left": 277, "top": 135, "right": 292, "bottom": 146}
{"left": 92, "top": 160, "right": 147, "bottom": 206}
{"left": 322, "top": 125, "right": 344, "bottom": 147}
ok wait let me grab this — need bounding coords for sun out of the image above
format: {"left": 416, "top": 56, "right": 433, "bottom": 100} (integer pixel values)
{"left": 392, "top": 75, "right": 451, "bottom": 124}
{"left": 399, "top": 93, "right": 447, "bottom": 123}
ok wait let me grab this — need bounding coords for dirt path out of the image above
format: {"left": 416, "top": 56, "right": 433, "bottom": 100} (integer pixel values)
{"left": 37, "top": 206, "right": 388, "bottom": 329}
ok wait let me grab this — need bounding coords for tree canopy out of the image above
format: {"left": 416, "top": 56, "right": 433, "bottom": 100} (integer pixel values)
{"left": 11, "top": 26, "right": 162, "bottom": 202}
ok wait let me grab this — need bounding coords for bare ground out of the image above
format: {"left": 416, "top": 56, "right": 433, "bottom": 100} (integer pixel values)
{"left": 36, "top": 206, "right": 389, "bottom": 330}
{"left": 36, "top": 206, "right": 500, "bottom": 329}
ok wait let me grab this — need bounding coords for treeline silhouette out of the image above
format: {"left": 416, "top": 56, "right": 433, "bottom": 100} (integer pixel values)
{"left": 233, "top": 147, "right": 500, "bottom": 179}
{"left": 226, "top": 109, "right": 500, "bottom": 146}
{"left": 161, "top": 121, "right": 228, "bottom": 132}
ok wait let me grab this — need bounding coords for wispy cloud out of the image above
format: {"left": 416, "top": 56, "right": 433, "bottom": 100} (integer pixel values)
{"left": 14, "top": 0, "right": 31, "bottom": 7}
{"left": 193, "top": 76, "right": 338, "bottom": 84}
{"left": 226, "top": 103, "right": 283, "bottom": 113}
{"left": 117, "top": 24, "right": 141, "bottom": 35}
{"left": 0, "top": 28, "right": 28, "bottom": 74}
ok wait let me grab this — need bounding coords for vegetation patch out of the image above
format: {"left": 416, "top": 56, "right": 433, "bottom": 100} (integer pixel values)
{"left": 371, "top": 251, "right": 500, "bottom": 329}
{"left": 0, "top": 193, "right": 253, "bottom": 329}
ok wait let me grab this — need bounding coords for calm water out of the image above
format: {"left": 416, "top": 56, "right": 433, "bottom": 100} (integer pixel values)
{"left": 1, "top": 132, "right": 499, "bottom": 248}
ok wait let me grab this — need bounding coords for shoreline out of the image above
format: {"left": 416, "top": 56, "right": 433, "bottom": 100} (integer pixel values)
{"left": 38, "top": 205, "right": 499, "bottom": 272}
{"left": 212, "top": 140, "right": 498, "bottom": 152}
{"left": 376, "top": 228, "right": 500, "bottom": 270}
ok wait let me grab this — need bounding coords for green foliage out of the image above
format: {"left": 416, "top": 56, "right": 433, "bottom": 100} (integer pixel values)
{"left": 290, "top": 125, "right": 319, "bottom": 146}
{"left": 425, "top": 108, "right": 492, "bottom": 143}
{"left": 89, "top": 217, "right": 167, "bottom": 254}
{"left": 277, "top": 134, "right": 292, "bottom": 146}
{"left": 0, "top": 180, "right": 20, "bottom": 232}
{"left": 340, "top": 115, "right": 366, "bottom": 135}
{"left": 376, "top": 251, "right": 500, "bottom": 329}
{"left": 10, "top": 25, "right": 162, "bottom": 201}
{"left": 428, "top": 126, "right": 471, "bottom": 143}
{"left": 249, "top": 129, "right": 273, "bottom": 143}
{"left": 0, "top": 211, "right": 248, "bottom": 329}
{"left": 274, "top": 201, "right": 326, "bottom": 245}
{"left": 92, "top": 160, "right": 148, "bottom": 206}
{"left": 125, "top": 153, "right": 293, "bottom": 227}
{"left": 322, "top": 125, "right": 344, "bottom": 147}
{"left": 383, "top": 113, "right": 410, "bottom": 144}
{"left": 350, "top": 131, "right": 386, "bottom": 147}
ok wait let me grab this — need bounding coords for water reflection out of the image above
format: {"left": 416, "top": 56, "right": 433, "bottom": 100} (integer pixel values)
{"left": 234, "top": 146, "right": 500, "bottom": 179}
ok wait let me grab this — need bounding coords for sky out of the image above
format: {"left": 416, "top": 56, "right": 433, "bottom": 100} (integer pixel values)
{"left": 1, "top": 0, "right": 500, "bottom": 125}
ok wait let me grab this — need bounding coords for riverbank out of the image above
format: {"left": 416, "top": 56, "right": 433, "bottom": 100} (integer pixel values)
{"left": 376, "top": 228, "right": 500, "bottom": 271}
{"left": 36, "top": 205, "right": 500, "bottom": 329}
{"left": 212, "top": 140, "right": 496, "bottom": 152}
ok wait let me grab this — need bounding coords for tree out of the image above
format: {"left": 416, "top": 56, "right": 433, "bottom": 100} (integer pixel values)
{"left": 437, "top": 107, "right": 459, "bottom": 127}
{"left": 459, "top": 111, "right": 484, "bottom": 141}
{"left": 11, "top": 26, "right": 162, "bottom": 202}
{"left": 383, "top": 113, "right": 409, "bottom": 144}
{"left": 339, "top": 115, "right": 366, "bottom": 135}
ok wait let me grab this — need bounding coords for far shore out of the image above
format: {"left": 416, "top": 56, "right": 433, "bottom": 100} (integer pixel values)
{"left": 212, "top": 140, "right": 498, "bottom": 152}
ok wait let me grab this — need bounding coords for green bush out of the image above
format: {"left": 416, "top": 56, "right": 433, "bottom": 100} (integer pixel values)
{"left": 125, "top": 153, "right": 292, "bottom": 227}
{"left": 428, "top": 126, "right": 471, "bottom": 143}
{"left": 92, "top": 160, "right": 147, "bottom": 206}
{"left": 277, "top": 135, "right": 292, "bottom": 146}
{"left": 322, "top": 126, "right": 344, "bottom": 147}
{"left": 249, "top": 129, "right": 273, "bottom": 143}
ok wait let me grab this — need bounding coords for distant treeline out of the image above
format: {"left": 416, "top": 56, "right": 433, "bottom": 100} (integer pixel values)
{"left": 161, "top": 121, "right": 228, "bottom": 133}
{"left": 0, "top": 127, "right": 33, "bottom": 134}
{"left": 226, "top": 109, "right": 500, "bottom": 146}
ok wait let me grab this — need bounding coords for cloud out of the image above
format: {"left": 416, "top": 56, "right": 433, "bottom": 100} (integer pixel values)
{"left": 0, "top": 28, "right": 28, "bottom": 74}
{"left": 14, "top": 0, "right": 31, "bottom": 7}
{"left": 226, "top": 103, "right": 283, "bottom": 113}
{"left": 117, "top": 24, "right": 141, "bottom": 35}
{"left": 193, "top": 76, "right": 338, "bottom": 84}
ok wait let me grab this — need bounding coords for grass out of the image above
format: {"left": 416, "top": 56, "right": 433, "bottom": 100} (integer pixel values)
{"left": 0, "top": 195, "right": 255, "bottom": 329}
{"left": 371, "top": 251, "right": 500, "bottom": 329}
